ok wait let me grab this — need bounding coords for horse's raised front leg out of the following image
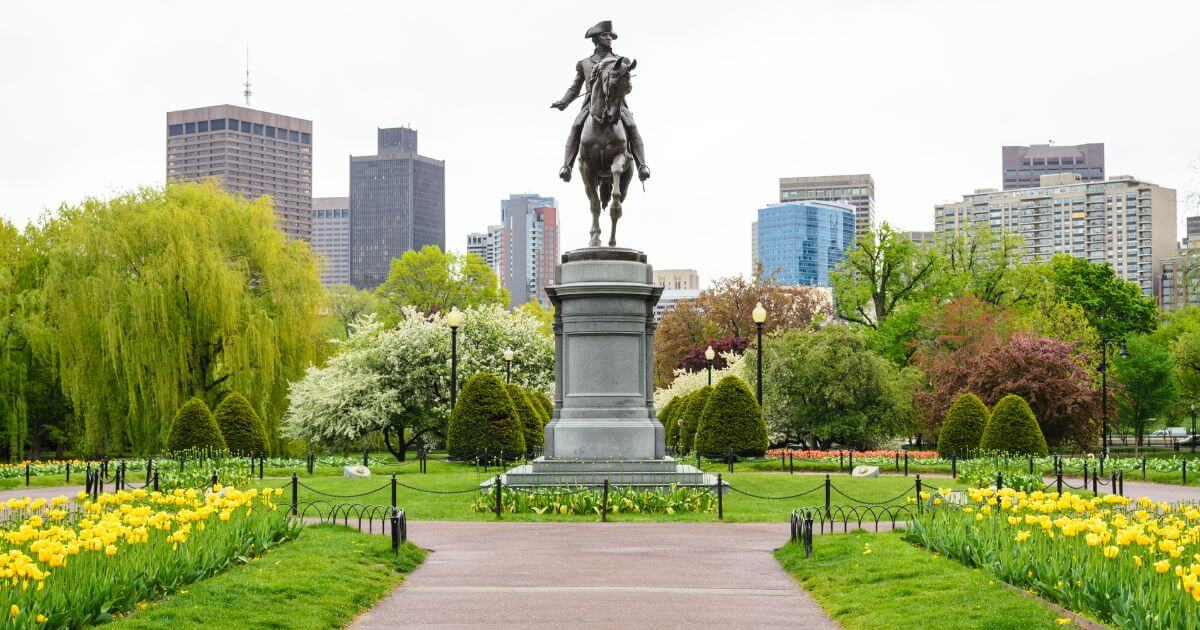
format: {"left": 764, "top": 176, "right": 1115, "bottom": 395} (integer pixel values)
{"left": 579, "top": 161, "right": 602, "bottom": 247}
{"left": 608, "top": 154, "right": 630, "bottom": 247}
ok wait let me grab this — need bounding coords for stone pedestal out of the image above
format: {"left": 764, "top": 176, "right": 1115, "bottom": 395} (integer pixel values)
{"left": 498, "top": 247, "right": 711, "bottom": 489}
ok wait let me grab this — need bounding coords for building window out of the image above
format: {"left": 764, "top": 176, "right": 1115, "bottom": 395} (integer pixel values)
{"left": 168, "top": 124, "right": 183, "bottom": 136}
{"left": 301, "top": 132, "right": 311, "bottom": 144}
{"left": 211, "top": 119, "right": 226, "bottom": 131}
{"left": 241, "top": 121, "right": 251, "bottom": 133}
{"left": 252, "top": 123, "right": 264, "bottom": 135}
{"left": 184, "top": 122, "right": 196, "bottom": 134}
{"left": 265, "top": 125, "right": 276, "bottom": 138}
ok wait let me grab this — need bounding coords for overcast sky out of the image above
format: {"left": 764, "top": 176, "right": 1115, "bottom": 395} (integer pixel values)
{"left": 2, "top": 1, "right": 1198, "bottom": 284}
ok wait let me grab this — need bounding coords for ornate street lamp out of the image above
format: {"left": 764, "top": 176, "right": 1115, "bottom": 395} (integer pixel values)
{"left": 446, "top": 307, "right": 465, "bottom": 408}
{"left": 503, "top": 348, "right": 515, "bottom": 384}
{"left": 1099, "top": 338, "right": 1128, "bottom": 455}
{"left": 705, "top": 345, "right": 716, "bottom": 387}
{"left": 752, "top": 302, "right": 767, "bottom": 406}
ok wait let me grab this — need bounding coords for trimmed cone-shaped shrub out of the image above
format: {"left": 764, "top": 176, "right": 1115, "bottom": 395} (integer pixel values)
{"left": 214, "top": 392, "right": 270, "bottom": 456}
{"left": 447, "top": 372, "right": 525, "bottom": 460}
{"left": 658, "top": 397, "right": 682, "bottom": 452}
{"left": 937, "top": 393, "right": 989, "bottom": 458}
{"left": 695, "top": 375, "right": 769, "bottom": 457}
{"left": 167, "top": 397, "right": 227, "bottom": 453}
{"left": 508, "top": 383, "right": 544, "bottom": 453}
{"left": 679, "top": 386, "right": 713, "bottom": 454}
{"left": 532, "top": 390, "right": 554, "bottom": 422}
{"left": 981, "top": 394, "right": 1049, "bottom": 456}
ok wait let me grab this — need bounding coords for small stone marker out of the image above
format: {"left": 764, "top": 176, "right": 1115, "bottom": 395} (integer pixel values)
{"left": 343, "top": 465, "right": 371, "bottom": 478}
{"left": 851, "top": 465, "right": 880, "bottom": 478}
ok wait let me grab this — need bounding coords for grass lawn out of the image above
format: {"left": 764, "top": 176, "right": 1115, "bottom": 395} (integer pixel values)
{"left": 251, "top": 460, "right": 933, "bottom": 522}
{"left": 107, "top": 525, "right": 425, "bottom": 629}
{"left": 776, "top": 529, "right": 1073, "bottom": 629}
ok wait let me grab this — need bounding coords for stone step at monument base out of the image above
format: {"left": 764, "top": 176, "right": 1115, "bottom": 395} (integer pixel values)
{"left": 495, "top": 458, "right": 715, "bottom": 489}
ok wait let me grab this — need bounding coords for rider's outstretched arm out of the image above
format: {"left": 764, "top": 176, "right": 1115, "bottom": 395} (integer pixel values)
{"left": 551, "top": 61, "right": 586, "bottom": 109}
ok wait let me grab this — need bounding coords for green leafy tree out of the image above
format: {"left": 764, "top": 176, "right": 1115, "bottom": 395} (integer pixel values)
{"left": 694, "top": 375, "right": 768, "bottom": 456}
{"left": 679, "top": 387, "right": 712, "bottom": 454}
{"left": 937, "top": 224, "right": 1025, "bottom": 306}
{"left": 213, "top": 392, "right": 269, "bottom": 456}
{"left": 531, "top": 390, "right": 553, "bottom": 422}
{"left": 515, "top": 300, "right": 554, "bottom": 336}
{"left": 1019, "top": 255, "right": 1157, "bottom": 340}
{"left": 761, "top": 327, "right": 914, "bottom": 449}
{"left": 320, "top": 284, "right": 380, "bottom": 340}
{"left": 26, "top": 183, "right": 324, "bottom": 454}
{"left": 166, "top": 397, "right": 227, "bottom": 452}
{"left": 980, "top": 394, "right": 1048, "bottom": 456}
{"left": 831, "top": 223, "right": 942, "bottom": 328}
{"left": 374, "top": 246, "right": 509, "bottom": 322}
{"left": 0, "top": 219, "right": 34, "bottom": 459}
{"left": 1114, "top": 335, "right": 1179, "bottom": 445}
{"left": 446, "top": 372, "right": 524, "bottom": 460}
{"left": 936, "top": 393, "right": 989, "bottom": 458}
{"left": 507, "top": 384, "right": 544, "bottom": 453}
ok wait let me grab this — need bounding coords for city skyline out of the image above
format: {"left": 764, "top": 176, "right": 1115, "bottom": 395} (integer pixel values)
{"left": 1, "top": 2, "right": 1198, "bottom": 284}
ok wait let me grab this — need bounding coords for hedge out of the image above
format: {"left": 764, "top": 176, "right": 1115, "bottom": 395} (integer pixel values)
{"left": 937, "top": 393, "right": 989, "bottom": 458}
{"left": 679, "top": 386, "right": 712, "bottom": 455}
{"left": 446, "top": 372, "right": 525, "bottom": 460}
{"left": 213, "top": 392, "right": 270, "bottom": 456}
{"left": 531, "top": 390, "right": 554, "bottom": 422}
{"left": 507, "top": 383, "right": 544, "bottom": 453}
{"left": 167, "top": 397, "right": 227, "bottom": 453}
{"left": 981, "top": 394, "right": 1049, "bottom": 456}
{"left": 694, "top": 375, "right": 768, "bottom": 457}
{"left": 658, "top": 397, "right": 682, "bottom": 452}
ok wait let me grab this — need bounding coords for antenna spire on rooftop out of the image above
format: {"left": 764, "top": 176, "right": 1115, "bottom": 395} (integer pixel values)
{"left": 243, "top": 47, "right": 252, "bottom": 106}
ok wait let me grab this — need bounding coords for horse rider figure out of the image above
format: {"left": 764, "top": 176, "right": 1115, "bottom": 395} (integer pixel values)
{"left": 551, "top": 20, "right": 650, "bottom": 183}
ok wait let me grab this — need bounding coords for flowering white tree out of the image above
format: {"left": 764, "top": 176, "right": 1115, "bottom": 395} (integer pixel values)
{"left": 283, "top": 304, "right": 553, "bottom": 459}
{"left": 653, "top": 352, "right": 747, "bottom": 410}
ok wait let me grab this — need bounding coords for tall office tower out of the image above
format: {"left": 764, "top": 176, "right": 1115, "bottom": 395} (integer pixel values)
{"left": 348, "top": 127, "right": 445, "bottom": 289}
{"left": 166, "top": 104, "right": 313, "bottom": 240}
{"left": 466, "top": 224, "right": 504, "bottom": 272}
{"left": 467, "top": 232, "right": 490, "bottom": 260}
{"left": 779, "top": 174, "right": 874, "bottom": 237}
{"left": 1002, "top": 143, "right": 1104, "bottom": 190}
{"left": 312, "top": 197, "right": 350, "bottom": 286}
{"left": 752, "top": 200, "right": 856, "bottom": 287}
{"left": 935, "top": 173, "right": 1176, "bottom": 295}
{"left": 1183, "top": 216, "right": 1200, "bottom": 248}
{"left": 653, "top": 269, "right": 700, "bottom": 290}
{"left": 497, "top": 194, "right": 559, "bottom": 308}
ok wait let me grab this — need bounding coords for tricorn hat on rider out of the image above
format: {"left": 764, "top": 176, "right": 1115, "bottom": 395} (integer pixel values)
{"left": 584, "top": 21, "right": 616, "bottom": 39}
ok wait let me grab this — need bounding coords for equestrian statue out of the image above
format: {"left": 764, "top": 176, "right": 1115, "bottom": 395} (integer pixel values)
{"left": 551, "top": 20, "right": 649, "bottom": 247}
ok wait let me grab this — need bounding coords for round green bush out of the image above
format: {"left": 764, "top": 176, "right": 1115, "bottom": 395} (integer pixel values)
{"left": 447, "top": 372, "right": 525, "bottom": 460}
{"left": 679, "top": 386, "right": 712, "bottom": 455}
{"left": 532, "top": 390, "right": 554, "bottom": 421}
{"left": 213, "top": 392, "right": 270, "bottom": 456}
{"left": 658, "top": 397, "right": 682, "bottom": 451}
{"left": 937, "top": 393, "right": 989, "bottom": 458}
{"left": 167, "top": 397, "right": 227, "bottom": 453}
{"left": 507, "top": 383, "right": 544, "bottom": 453}
{"left": 981, "top": 394, "right": 1049, "bottom": 456}
{"left": 695, "top": 375, "right": 769, "bottom": 457}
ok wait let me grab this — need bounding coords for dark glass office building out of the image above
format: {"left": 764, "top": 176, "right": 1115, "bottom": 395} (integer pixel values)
{"left": 349, "top": 127, "right": 445, "bottom": 289}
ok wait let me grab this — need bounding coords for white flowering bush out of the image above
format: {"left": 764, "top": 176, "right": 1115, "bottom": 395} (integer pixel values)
{"left": 284, "top": 305, "right": 553, "bottom": 458}
{"left": 653, "top": 352, "right": 747, "bottom": 411}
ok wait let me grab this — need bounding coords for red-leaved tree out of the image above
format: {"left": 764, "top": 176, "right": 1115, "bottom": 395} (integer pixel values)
{"left": 677, "top": 336, "right": 750, "bottom": 373}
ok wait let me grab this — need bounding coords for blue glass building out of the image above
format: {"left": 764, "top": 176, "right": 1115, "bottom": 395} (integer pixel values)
{"left": 753, "top": 200, "right": 855, "bottom": 286}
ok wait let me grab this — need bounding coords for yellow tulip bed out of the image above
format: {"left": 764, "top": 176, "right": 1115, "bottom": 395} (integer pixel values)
{"left": 907, "top": 487, "right": 1200, "bottom": 629}
{"left": 0, "top": 485, "right": 297, "bottom": 628}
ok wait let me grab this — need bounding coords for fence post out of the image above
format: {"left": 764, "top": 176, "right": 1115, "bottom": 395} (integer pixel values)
{"left": 1092, "top": 469, "right": 1098, "bottom": 496}
{"left": 848, "top": 451, "right": 854, "bottom": 471}
{"left": 85, "top": 463, "right": 92, "bottom": 494}
{"left": 1029, "top": 456, "right": 1034, "bottom": 475}
{"left": 781, "top": 450, "right": 786, "bottom": 472}
{"left": 363, "top": 449, "right": 369, "bottom": 467}
{"left": 996, "top": 471, "right": 1003, "bottom": 491}
{"left": 211, "top": 469, "right": 218, "bottom": 488}
{"left": 1100, "top": 454, "right": 1105, "bottom": 476}
{"left": 391, "top": 474, "right": 397, "bottom": 510}
{"left": 25, "top": 462, "right": 29, "bottom": 487}
{"left": 1142, "top": 457, "right": 1146, "bottom": 480}
{"left": 119, "top": 461, "right": 126, "bottom": 491}
{"left": 823, "top": 474, "right": 831, "bottom": 521}
{"left": 602, "top": 479, "right": 610, "bottom": 522}
{"left": 789, "top": 452, "right": 794, "bottom": 475}
{"left": 494, "top": 475, "right": 502, "bottom": 519}
{"left": 904, "top": 452, "right": 909, "bottom": 477}
{"left": 839, "top": 451, "right": 844, "bottom": 472}
{"left": 146, "top": 457, "right": 153, "bottom": 484}
{"left": 951, "top": 455, "right": 957, "bottom": 479}
{"left": 916, "top": 474, "right": 923, "bottom": 515}
{"left": 1184, "top": 460, "right": 1189, "bottom": 486}
{"left": 1118, "top": 469, "right": 1124, "bottom": 496}
{"left": 153, "top": 470, "right": 159, "bottom": 493}
{"left": 1056, "top": 470, "right": 1063, "bottom": 495}
{"left": 64, "top": 461, "right": 70, "bottom": 484}
{"left": 696, "top": 450, "right": 701, "bottom": 470}
{"left": 1110, "top": 471, "right": 1117, "bottom": 496}
{"left": 716, "top": 474, "right": 723, "bottom": 520}
{"left": 390, "top": 511, "right": 401, "bottom": 553}
{"left": 307, "top": 453, "right": 314, "bottom": 475}
{"left": 97, "top": 468, "right": 103, "bottom": 498}
{"left": 291, "top": 472, "right": 298, "bottom": 517}
{"left": 895, "top": 452, "right": 900, "bottom": 472}
{"left": 1083, "top": 461, "right": 1088, "bottom": 486}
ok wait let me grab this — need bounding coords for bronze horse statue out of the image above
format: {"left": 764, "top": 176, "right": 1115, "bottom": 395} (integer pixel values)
{"left": 578, "top": 57, "right": 637, "bottom": 247}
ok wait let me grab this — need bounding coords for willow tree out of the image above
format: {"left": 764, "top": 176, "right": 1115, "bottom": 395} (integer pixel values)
{"left": 0, "top": 220, "right": 31, "bottom": 458}
{"left": 31, "top": 183, "right": 325, "bottom": 454}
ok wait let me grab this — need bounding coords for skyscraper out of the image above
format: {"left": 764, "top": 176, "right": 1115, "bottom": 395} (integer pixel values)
{"left": 166, "top": 104, "right": 313, "bottom": 239}
{"left": 779, "top": 174, "right": 874, "bottom": 237}
{"left": 1002, "top": 143, "right": 1104, "bottom": 190}
{"left": 497, "top": 194, "right": 559, "bottom": 308}
{"left": 935, "top": 173, "right": 1176, "bottom": 295}
{"left": 348, "top": 127, "right": 445, "bottom": 289}
{"left": 753, "top": 200, "right": 856, "bottom": 287}
{"left": 312, "top": 197, "right": 350, "bottom": 286}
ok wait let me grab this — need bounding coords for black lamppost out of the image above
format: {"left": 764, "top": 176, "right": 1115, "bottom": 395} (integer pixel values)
{"left": 503, "top": 348, "right": 514, "bottom": 384}
{"left": 1191, "top": 403, "right": 1197, "bottom": 454}
{"left": 447, "top": 307, "right": 464, "bottom": 408}
{"left": 704, "top": 345, "right": 715, "bottom": 386}
{"left": 752, "top": 302, "right": 767, "bottom": 406}
{"left": 1099, "top": 338, "right": 1128, "bottom": 455}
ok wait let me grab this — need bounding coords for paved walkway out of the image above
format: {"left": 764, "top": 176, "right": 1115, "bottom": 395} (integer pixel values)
{"left": 350, "top": 521, "right": 837, "bottom": 630}
{"left": 0, "top": 485, "right": 84, "bottom": 502}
